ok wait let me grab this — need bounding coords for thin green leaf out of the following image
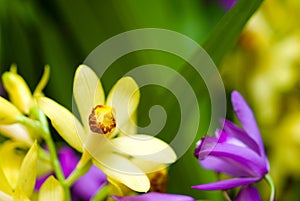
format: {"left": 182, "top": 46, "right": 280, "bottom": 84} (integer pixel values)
{"left": 203, "top": 0, "right": 263, "bottom": 66}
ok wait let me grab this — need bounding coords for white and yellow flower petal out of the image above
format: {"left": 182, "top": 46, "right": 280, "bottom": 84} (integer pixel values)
{"left": 0, "top": 96, "right": 22, "bottom": 124}
{"left": 111, "top": 135, "right": 177, "bottom": 164}
{"left": 0, "top": 190, "right": 13, "bottom": 201}
{"left": 16, "top": 141, "right": 38, "bottom": 197}
{"left": 106, "top": 177, "right": 136, "bottom": 197}
{"left": 0, "top": 124, "right": 33, "bottom": 145}
{"left": 106, "top": 77, "right": 140, "bottom": 134}
{"left": 93, "top": 153, "right": 150, "bottom": 192}
{"left": 131, "top": 158, "right": 167, "bottom": 174}
{"left": 85, "top": 133, "right": 150, "bottom": 192}
{"left": 0, "top": 141, "right": 26, "bottom": 189}
{"left": 38, "top": 176, "right": 64, "bottom": 201}
{"left": 84, "top": 132, "right": 112, "bottom": 157}
{"left": 118, "top": 113, "right": 138, "bottom": 136}
{"left": 0, "top": 165, "right": 12, "bottom": 196}
{"left": 73, "top": 65, "right": 105, "bottom": 131}
{"left": 2, "top": 68, "right": 33, "bottom": 114}
{"left": 37, "top": 97, "right": 84, "bottom": 152}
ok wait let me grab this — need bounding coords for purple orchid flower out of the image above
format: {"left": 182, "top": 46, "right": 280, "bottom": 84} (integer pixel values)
{"left": 193, "top": 91, "right": 270, "bottom": 199}
{"left": 36, "top": 146, "right": 107, "bottom": 201}
{"left": 112, "top": 192, "right": 195, "bottom": 201}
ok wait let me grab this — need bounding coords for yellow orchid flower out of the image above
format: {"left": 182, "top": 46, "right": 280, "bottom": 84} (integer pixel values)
{"left": 2, "top": 65, "right": 50, "bottom": 115}
{"left": 0, "top": 141, "right": 38, "bottom": 200}
{"left": 0, "top": 65, "right": 50, "bottom": 144}
{"left": 37, "top": 65, "right": 177, "bottom": 192}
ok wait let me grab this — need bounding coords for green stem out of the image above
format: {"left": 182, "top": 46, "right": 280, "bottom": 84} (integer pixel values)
{"left": 91, "top": 184, "right": 110, "bottom": 201}
{"left": 265, "top": 174, "right": 275, "bottom": 201}
{"left": 216, "top": 172, "right": 232, "bottom": 201}
{"left": 38, "top": 146, "right": 51, "bottom": 163}
{"left": 19, "top": 107, "right": 71, "bottom": 201}
{"left": 65, "top": 159, "right": 92, "bottom": 187}
{"left": 44, "top": 133, "right": 71, "bottom": 200}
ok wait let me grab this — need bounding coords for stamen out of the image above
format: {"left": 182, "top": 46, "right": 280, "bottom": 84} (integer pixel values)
{"left": 89, "top": 105, "right": 116, "bottom": 134}
{"left": 148, "top": 169, "right": 168, "bottom": 193}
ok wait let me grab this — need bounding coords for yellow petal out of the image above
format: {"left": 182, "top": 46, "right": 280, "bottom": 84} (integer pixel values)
{"left": 118, "top": 113, "right": 138, "bottom": 136}
{"left": 0, "top": 191, "right": 13, "bottom": 201}
{"left": 33, "top": 65, "right": 50, "bottom": 97}
{"left": 0, "top": 141, "right": 26, "bottom": 189}
{"left": 106, "top": 77, "right": 140, "bottom": 134}
{"left": 93, "top": 153, "right": 150, "bottom": 192}
{"left": 73, "top": 65, "right": 105, "bottom": 132}
{"left": 107, "top": 177, "right": 133, "bottom": 196}
{"left": 2, "top": 70, "right": 33, "bottom": 114}
{"left": 0, "top": 96, "right": 22, "bottom": 124}
{"left": 13, "top": 188, "right": 31, "bottom": 201}
{"left": 0, "top": 124, "right": 33, "bottom": 145}
{"left": 107, "top": 178, "right": 124, "bottom": 196}
{"left": 38, "top": 176, "right": 64, "bottom": 201}
{"left": 16, "top": 141, "right": 38, "bottom": 197}
{"left": 111, "top": 135, "right": 177, "bottom": 164}
{"left": 0, "top": 166, "right": 12, "bottom": 195}
{"left": 37, "top": 97, "right": 84, "bottom": 152}
{"left": 84, "top": 132, "right": 112, "bottom": 159}
{"left": 131, "top": 158, "right": 166, "bottom": 174}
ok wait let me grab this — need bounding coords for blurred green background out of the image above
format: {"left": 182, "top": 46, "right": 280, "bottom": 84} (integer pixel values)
{"left": 2, "top": 0, "right": 299, "bottom": 200}
{"left": 0, "top": 0, "right": 224, "bottom": 106}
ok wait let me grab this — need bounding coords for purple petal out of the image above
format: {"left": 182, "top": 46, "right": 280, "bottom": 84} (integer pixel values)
{"left": 58, "top": 147, "right": 107, "bottom": 200}
{"left": 112, "top": 192, "right": 195, "bottom": 201}
{"left": 198, "top": 140, "right": 267, "bottom": 177}
{"left": 200, "top": 155, "right": 256, "bottom": 177}
{"left": 231, "top": 91, "right": 269, "bottom": 168}
{"left": 58, "top": 147, "right": 79, "bottom": 177}
{"left": 222, "top": 119, "right": 260, "bottom": 155}
{"left": 192, "top": 177, "right": 260, "bottom": 190}
{"left": 194, "top": 135, "right": 219, "bottom": 158}
{"left": 236, "top": 186, "right": 262, "bottom": 201}
{"left": 72, "top": 165, "right": 107, "bottom": 200}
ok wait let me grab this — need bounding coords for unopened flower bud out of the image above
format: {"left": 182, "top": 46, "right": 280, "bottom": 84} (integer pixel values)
{"left": 2, "top": 69, "right": 33, "bottom": 114}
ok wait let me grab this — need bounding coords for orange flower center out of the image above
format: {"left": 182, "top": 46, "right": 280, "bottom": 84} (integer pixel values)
{"left": 89, "top": 105, "right": 116, "bottom": 134}
{"left": 148, "top": 169, "right": 168, "bottom": 193}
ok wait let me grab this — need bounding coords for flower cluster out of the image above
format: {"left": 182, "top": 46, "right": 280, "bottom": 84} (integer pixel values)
{"left": 0, "top": 65, "right": 274, "bottom": 201}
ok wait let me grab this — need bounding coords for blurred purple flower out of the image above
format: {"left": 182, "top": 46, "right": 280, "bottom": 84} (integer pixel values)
{"left": 36, "top": 146, "right": 107, "bottom": 201}
{"left": 204, "top": 0, "right": 237, "bottom": 10}
{"left": 193, "top": 91, "right": 269, "bottom": 199}
{"left": 112, "top": 192, "right": 195, "bottom": 201}
{"left": 0, "top": 81, "right": 7, "bottom": 98}
{"left": 218, "top": 0, "right": 237, "bottom": 10}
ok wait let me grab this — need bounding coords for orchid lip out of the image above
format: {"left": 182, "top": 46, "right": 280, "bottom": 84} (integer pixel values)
{"left": 88, "top": 105, "right": 116, "bottom": 134}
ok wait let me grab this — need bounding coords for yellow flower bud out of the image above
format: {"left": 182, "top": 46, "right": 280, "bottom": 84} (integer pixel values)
{"left": 0, "top": 96, "right": 21, "bottom": 124}
{"left": 2, "top": 69, "right": 33, "bottom": 114}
